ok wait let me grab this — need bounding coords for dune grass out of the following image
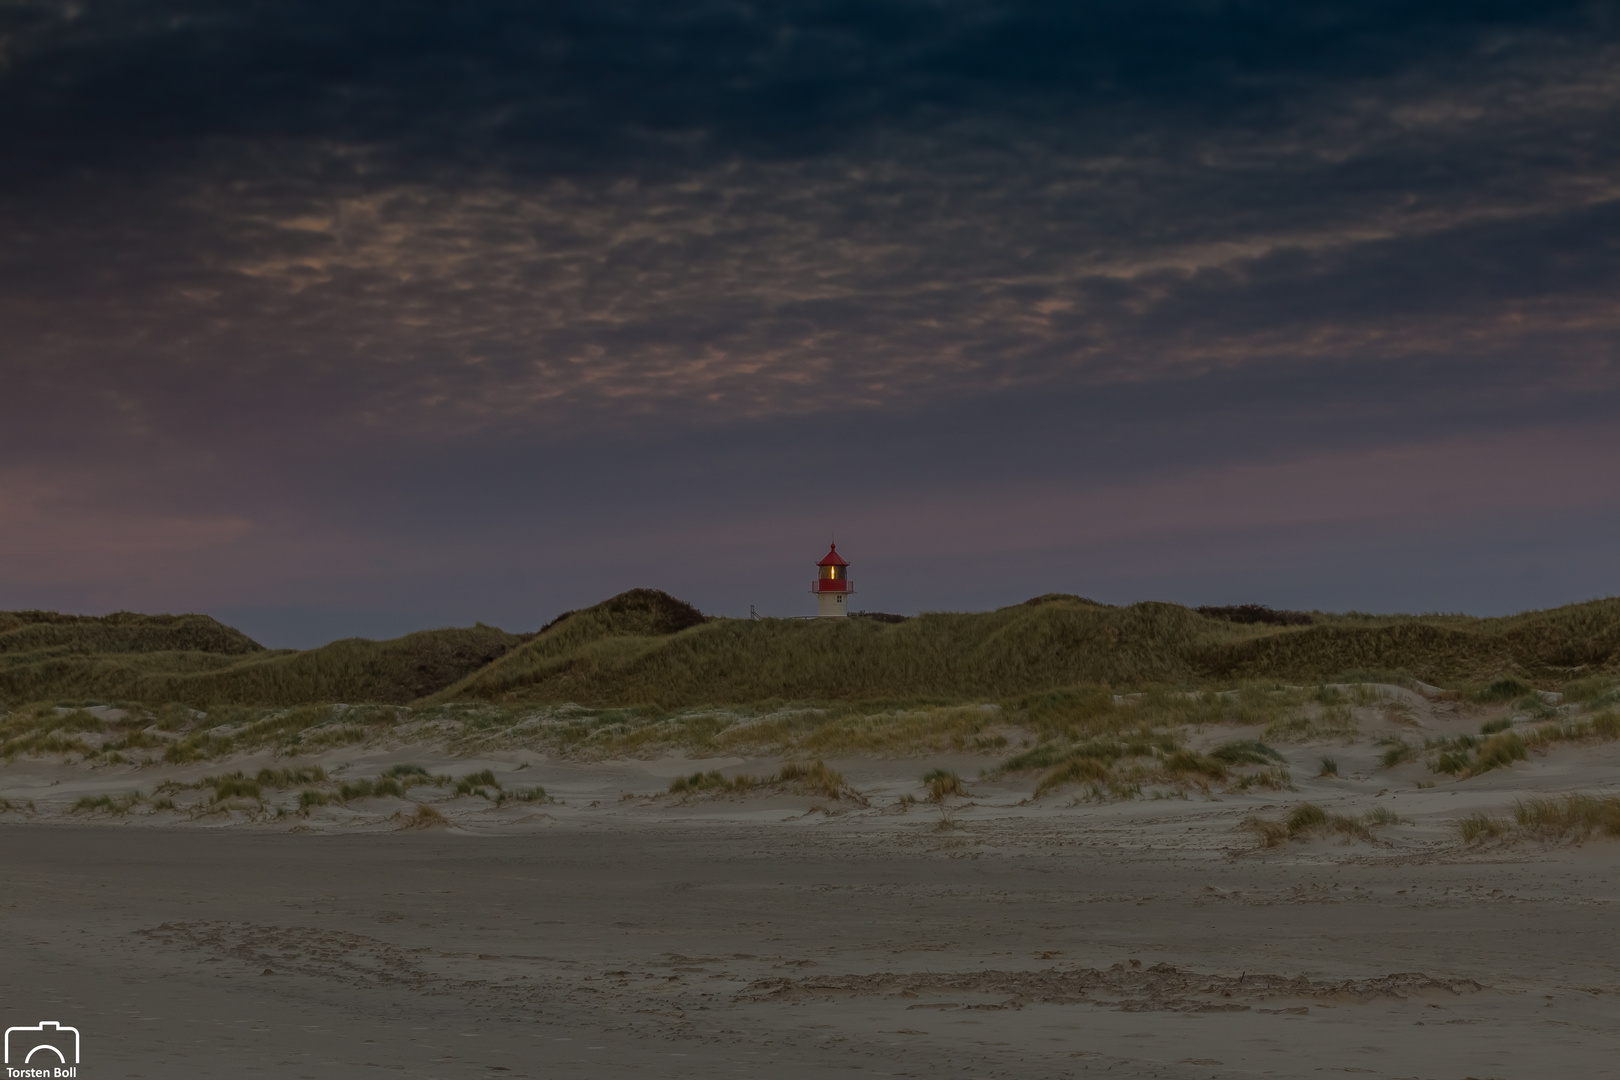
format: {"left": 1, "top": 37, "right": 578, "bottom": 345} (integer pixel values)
{"left": 922, "top": 768, "right": 965, "bottom": 801}
{"left": 1457, "top": 812, "right": 1508, "bottom": 843}
{"left": 1514, "top": 794, "right": 1620, "bottom": 841}
{"left": 142, "top": 766, "right": 332, "bottom": 807}
{"left": 0, "top": 679, "right": 1604, "bottom": 793}
{"left": 1458, "top": 793, "right": 1620, "bottom": 844}
{"left": 775, "top": 761, "right": 855, "bottom": 800}
{"left": 12, "top": 590, "right": 1620, "bottom": 715}
{"left": 1473, "top": 677, "right": 1536, "bottom": 703}
{"left": 1263, "top": 704, "right": 1359, "bottom": 743}
{"left": 1200, "top": 598, "right": 1620, "bottom": 684}
{"left": 10, "top": 588, "right": 1620, "bottom": 792}
{"left": 72, "top": 792, "right": 145, "bottom": 815}
{"left": 0, "top": 610, "right": 262, "bottom": 657}
{"left": 1521, "top": 711, "right": 1620, "bottom": 749}
{"left": 0, "top": 615, "right": 525, "bottom": 708}
{"left": 668, "top": 770, "right": 756, "bottom": 796}
{"left": 1226, "top": 766, "right": 1295, "bottom": 792}
{"left": 0, "top": 680, "right": 1312, "bottom": 803}
{"left": 400, "top": 803, "right": 448, "bottom": 828}
{"left": 122, "top": 764, "right": 524, "bottom": 817}
{"left": 1425, "top": 731, "right": 1530, "bottom": 778}
{"left": 1, "top": 704, "right": 107, "bottom": 759}
{"left": 1007, "top": 732, "right": 1292, "bottom": 801}
{"left": 452, "top": 769, "right": 500, "bottom": 798}
{"left": 666, "top": 760, "right": 855, "bottom": 801}
{"left": 1560, "top": 677, "right": 1619, "bottom": 705}
{"left": 1208, "top": 739, "right": 1284, "bottom": 766}
{"left": 439, "top": 591, "right": 1620, "bottom": 708}
{"left": 1378, "top": 736, "right": 1418, "bottom": 767}
{"left": 429, "top": 595, "right": 1222, "bottom": 707}
{"left": 1245, "top": 802, "right": 1400, "bottom": 846}
{"left": 556, "top": 701, "right": 1012, "bottom": 760}
{"left": 338, "top": 777, "right": 408, "bottom": 801}
{"left": 1363, "top": 806, "right": 1402, "bottom": 826}
{"left": 144, "top": 625, "right": 527, "bottom": 707}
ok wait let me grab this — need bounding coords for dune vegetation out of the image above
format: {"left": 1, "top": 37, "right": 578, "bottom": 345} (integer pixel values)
{"left": 0, "top": 613, "right": 528, "bottom": 707}
{"left": 62, "top": 762, "right": 549, "bottom": 821}
{"left": 5, "top": 588, "right": 1620, "bottom": 743}
{"left": 1458, "top": 792, "right": 1620, "bottom": 845}
{"left": 421, "top": 591, "right": 1620, "bottom": 709}
{"left": 0, "top": 610, "right": 263, "bottom": 657}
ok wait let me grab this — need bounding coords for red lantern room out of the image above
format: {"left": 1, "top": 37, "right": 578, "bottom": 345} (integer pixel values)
{"left": 811, "top": 543, "right": 854, "bottom": 618}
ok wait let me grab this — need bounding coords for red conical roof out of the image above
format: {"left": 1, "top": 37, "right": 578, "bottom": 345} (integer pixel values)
{"left": 817, "top": 543, "right": 849, "bottom": 567}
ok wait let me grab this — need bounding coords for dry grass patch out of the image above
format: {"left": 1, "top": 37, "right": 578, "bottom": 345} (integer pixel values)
{"left": 1008, "top": 733, "right": 1291, "bottom": 800}
{"left": 1245, "top": 802, "right": 1401, "bottom": 847}
{"left": 1560, "top": 677, "right": 1619, "bottom": 705}
{"left": 1521, "top": 711, "right": 1620, "bottom": 751}
{"left": 1226, "top": 766, "right": 1295, "bottom": 792}
{"left": 465, "top": 701, "right": 1011, "bottom": 761}
{"left": 338, "top": 777, "right": 407, "bottom": 801}
{"left": 1469, "top": 677, "right": 1536, "bottom": 703}
{"left": 549, "top": 682, "right": 1310, "bottom": 769}
{"left": 1035, "top": 756, "right": 1140, "bottom": 800}
{"left": 456, "top": 768, "right": 499, "bottom": 791}
{"left": 724, "top": 705, "right": 1010, "bottom": 757}
{"left": 1378, "top": 736, "right": 1418, "bottom": 768}
{"left": 1514, "top": 794, "right": 1620, "bottom": 842}
{"left": 1455, "top": 795, "right": 1620, "bottom": 845}
{"left": 1264, "top": 703, "right": 1359, "bottom": 743}
{"left": 1457, "top": 812, "right": 1509, "bottom": 843}
{"left": 1427, "top": 731, "right": 1529, "bottom": 778}
{"left": 1208, "top": 739, "right": 1284, "bottom": 766}
{"left": 667, "top": 760, "right": 860, "bottom": 802}
{"left": 0, "top": 703, "right": 105, "bottom": 759}
{"left": 921, "top": 768, "right": 964, "bottom": 801}
{"left": 72, "top": 792, "right": 145, "bottom": 815}
{"left": 778, "top": 760, "right": 859, "bottom": 800}
{"left": 398, "top": 803, "right": 448, "bottom": 829}
{"left": 668, "top": 770, "right": 756, "bottom": 796}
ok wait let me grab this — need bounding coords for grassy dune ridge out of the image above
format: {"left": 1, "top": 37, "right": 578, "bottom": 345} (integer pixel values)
{"left": 0, "top": 610, "right": 263, "bottom": 657}
{"left": 1199, "top": 602, "right": 1620, "bottom": 682}
{"left": 429, "top": 594, "right": 1230, "bottom": 706}
{"left": 6, "top": 589, "right": 1620, "bottom": 712}
{"left": 0, "top": 621, "right": 527, "bottom": 706}
{"left": 434, "top": 591, "right": 1620, "bottom": 708}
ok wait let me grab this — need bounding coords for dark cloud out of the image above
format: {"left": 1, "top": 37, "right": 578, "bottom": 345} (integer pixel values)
{"left": 2, "top": 1, "right": 1619, "bottom": 639}
{"left": 5, "top": 2, "right": 1611, "bottom": 175}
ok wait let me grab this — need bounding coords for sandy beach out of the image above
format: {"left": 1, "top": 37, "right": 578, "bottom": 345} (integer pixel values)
{"left": 4, "top": 688, "right": 1620, "bottom": 1079}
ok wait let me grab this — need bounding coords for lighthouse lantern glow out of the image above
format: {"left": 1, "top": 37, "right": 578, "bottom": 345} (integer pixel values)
{"left": 811, "top": 543, "right": 853, "bottom": 618}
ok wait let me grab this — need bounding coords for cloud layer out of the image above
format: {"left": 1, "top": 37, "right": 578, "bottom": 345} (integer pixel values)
{"left": 3, "top": 2, "right": 1619, "bottom": 641}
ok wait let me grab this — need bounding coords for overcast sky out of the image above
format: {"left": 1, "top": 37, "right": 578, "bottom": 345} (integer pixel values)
{"left": 4, "top": 1, "right": 1620, "bottom": 646}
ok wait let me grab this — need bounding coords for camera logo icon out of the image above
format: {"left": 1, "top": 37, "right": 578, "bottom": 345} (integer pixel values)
{"left": 4, "top": 1021, "right": 80, "bottom": 1065}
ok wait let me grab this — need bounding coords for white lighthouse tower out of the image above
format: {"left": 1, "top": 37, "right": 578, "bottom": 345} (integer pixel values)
{"left": 811, "top": 543, "right": 853, "bottom": 617}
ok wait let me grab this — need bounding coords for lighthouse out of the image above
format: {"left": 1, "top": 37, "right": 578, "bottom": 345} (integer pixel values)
{"left": 811, "top": 543, "right": 853, "bottom": 617}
